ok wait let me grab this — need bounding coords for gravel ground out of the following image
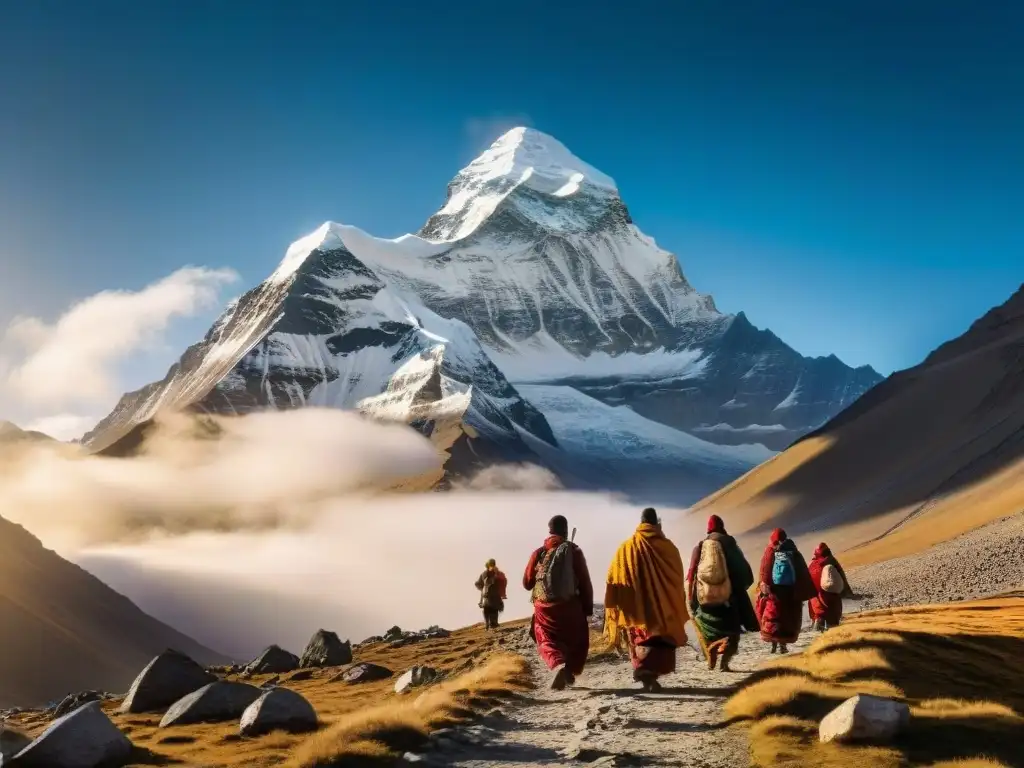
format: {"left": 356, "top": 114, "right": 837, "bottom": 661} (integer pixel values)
{"left": 847, "top": 511, "right": 1024, "bottom": 612}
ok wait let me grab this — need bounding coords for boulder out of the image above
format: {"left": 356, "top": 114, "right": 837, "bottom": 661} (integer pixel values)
{"left": 239, "top": 687, "right": 318, "bottom": 737}
{"left": 336, "top": 663, "right": 393, "bottom": 684}
{"left": 245, "top": 645, "right": 300, "bottom": 675}
{"left": 120, "top": 649, "right": 216, "bottom": 714}
{"left": 52, "top": 691, "right": 104, "bottom": 719}
{"left": 159, "top": 681, "right": 262, "bottom": 728}
{"left": 384, "top": 625, "right": 403, "bottom": 641}
{"left": 819, "top": 694, "right": 911, "bottom": 744}
{"left": 419, "top": 626, "right": 450, "bottom": 639}
{"left": 0, "top": 728, "right": 32, "bottom": 762}
{"left": 10, "top": 701, "right": 132, "bottom": 768}
{"left": 299, "top": 630, "right": 352, "bottom": 668}
{"left": 390, "top": 635, "right": 426, "bottom": 649}
{"left": 395, "top": 666, "right": 439, "bottom": 695}
{"left": 286, "top": 670, "right": 314, "bottom": 683}
{"left": 359, "top": 635, "right": 384, "bottom": 646}
{"left": 261, "top": 676, "right": 281, "bottom": 689}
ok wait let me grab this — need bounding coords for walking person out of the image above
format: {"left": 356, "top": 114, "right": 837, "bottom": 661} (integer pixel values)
{"left": 807, "top": 543, "right": 853, "bottom": 632}
{"left": 524, "top": 515, "right": 594, "bottom": 690}
{"left": 686, "top": 515, "right": 758, "bottom": 671}
{"left": 475, "top": 559, "right": 507, "bottom": 630}
{"left": 604, "top": 508, "right": 689, "bottom": 692}
{"left": 755, "top": 528, "right": 815, "bottom": 653}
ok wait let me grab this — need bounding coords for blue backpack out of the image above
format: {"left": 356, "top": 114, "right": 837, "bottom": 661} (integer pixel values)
{"left": 772, "top": 550, "right": 797, "bottom": 586}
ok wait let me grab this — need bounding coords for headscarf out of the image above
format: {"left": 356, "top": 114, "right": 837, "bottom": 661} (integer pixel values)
{"left": 641, "top": 507, "right": 659, "bottom": 525}
{"left": 813, "top": 543, "right": 831, "bottom": 559}
{"left": 770, "top": 528, "right": 788, "bottom": 546}
{"left": 707, "top": 515, "right": 726, "bottom": 534}
{"left": 548, "top": 515, "right": 569, "bottom": 537}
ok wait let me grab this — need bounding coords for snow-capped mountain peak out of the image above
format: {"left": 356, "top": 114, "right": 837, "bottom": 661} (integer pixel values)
{"left": 422, "top": 127, "right": 619, "bottom": 242}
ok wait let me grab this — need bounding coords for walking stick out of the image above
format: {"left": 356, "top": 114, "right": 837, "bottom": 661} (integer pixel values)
{"left": 571, "top": 527, "right": 577, "bottom": 543}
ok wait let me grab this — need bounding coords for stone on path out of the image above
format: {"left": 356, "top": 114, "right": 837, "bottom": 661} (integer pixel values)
{"left": 239, "top": 687, "right": 318, "bottom": 737}
{"left": 120, "top": 649, "right": 216, "bottom": 714}
{"left": 819, "top": 694, "right": 911, "bottom": 743}
{"left": 245, "top": 645, "right": 300, "bottom": 675}
{"left": 286, "top": 670, "right": 315, "bottom": 682}
{"left": 395, "top": 666, "right": 439, "bottom": 695}
{"left": 159, "top": 681, "right": 262, "bottom": 728}
{"left": 335, "top": 662, "right": 393, "bottom": 684}
{"left": 11, "top": 701, "right": 132, "bottom": 768}
{"left": 299, "top": 630, "right": 352, "bottom": 668}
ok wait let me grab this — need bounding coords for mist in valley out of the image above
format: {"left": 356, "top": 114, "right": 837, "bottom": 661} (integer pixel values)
{"left": 0, "top": 409, "right": 707, "bottom": 660}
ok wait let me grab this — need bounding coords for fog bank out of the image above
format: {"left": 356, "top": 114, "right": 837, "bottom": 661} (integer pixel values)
{"left": 0, "top": 408, "right": 706, "bottom": 659}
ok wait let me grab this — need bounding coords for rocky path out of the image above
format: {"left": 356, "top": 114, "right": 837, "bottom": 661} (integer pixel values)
{"left": 428, "top": 627, "right": 814, "bottom": 767}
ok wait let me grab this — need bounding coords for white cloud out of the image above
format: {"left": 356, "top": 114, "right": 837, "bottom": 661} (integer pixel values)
{"left": 0, "top": 266, "right": 238, "bottom": 409}
{"left": 23, "top": 413, "right": 98, "bottom": 441}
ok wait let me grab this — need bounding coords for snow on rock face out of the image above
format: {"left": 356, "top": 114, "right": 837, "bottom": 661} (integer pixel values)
{"left": 84, "top": 126, "right": 881, "bottom": 484}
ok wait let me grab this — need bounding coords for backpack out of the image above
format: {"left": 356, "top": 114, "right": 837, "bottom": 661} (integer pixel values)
{"left": 531, "top": 542, "right": 576, "bottom": 604}
{"left": 820, "top": 563, "right": 844, "bottom": 594}
{"left": 772, "top": 549, "right": 797, "bottom": 586}
{"left": 696, "top": 538, "right": 732, "bottom": 607}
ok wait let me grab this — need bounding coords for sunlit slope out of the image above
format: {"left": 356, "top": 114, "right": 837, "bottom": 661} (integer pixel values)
{"left": 686, "top": 284, "right": 1024, "bottom": 565}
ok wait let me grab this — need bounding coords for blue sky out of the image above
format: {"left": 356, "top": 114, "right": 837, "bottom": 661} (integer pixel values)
{"left": 1, "top": 0, "right": 1022, "bottom": 423}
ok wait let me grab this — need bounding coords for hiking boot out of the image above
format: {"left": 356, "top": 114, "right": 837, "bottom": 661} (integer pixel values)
{"left": 550, "top": 665, "right": 570, "bottom": 691}
{"left": 770, "top": 643, "right": 778, "bottom": 654}
{"left": 646, "top": 677, "right": 663, "bottom": 693}
{"left": 779, "top": 644, "right": 789, "bottom": 654}
{"left": 565, "top": 670, "right": 577, "bottom": 687}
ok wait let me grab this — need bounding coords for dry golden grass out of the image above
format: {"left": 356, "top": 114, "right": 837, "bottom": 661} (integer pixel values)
{"left": 725, "top": 597, "right": 1024, "bottom": 768}
{"left": 286, "top": 654, "right": 530, "bottom": 768}
{"left": 7, "top": 619, "right": 531, "bottom": 767}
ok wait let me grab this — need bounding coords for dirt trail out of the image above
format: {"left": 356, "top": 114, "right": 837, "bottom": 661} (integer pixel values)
{"left": 433, "top": 627, "right": 814, "bottom": 767}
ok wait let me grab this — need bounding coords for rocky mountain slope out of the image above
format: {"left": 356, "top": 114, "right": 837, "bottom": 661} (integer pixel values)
{"left": 690, "top": 283, "right": 1024, "bottom": 564}
{"left": 0, "top": 514, "right": 225, "bottom": 708}
{"left": 82, "top": 128, "right": 880, "bottom": 496}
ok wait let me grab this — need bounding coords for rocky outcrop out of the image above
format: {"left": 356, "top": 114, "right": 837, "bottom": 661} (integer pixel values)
{"left": 239, "top": 688, "right": 318, "bottom": 737}
{"left": 335, "top": 663, "right": 393, "bottom": 684}
{"left": 51, "top": 691, "right": 105, "bottom": 719}
{"left": 245, "top": 645, "right": 300, "bottom": 675}
{"left": 819, "top": 695, "right": 910, "bottom": 743}
{"left": 299, "top": 630, "right": 352, "bottom": 668}
{"left": 120, "top": 649, "right": 216, "bottom": 714}
{"left": 395, "top": 667, "right": 440, "bottom": 695}
{"left": 10, "top": 701, "right": 133, "bottom": 768}
{"left": 159, "top": 681, "right": 262, "bottom": 728}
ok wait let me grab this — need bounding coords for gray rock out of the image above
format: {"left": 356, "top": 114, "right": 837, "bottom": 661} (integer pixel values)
{"left": 299, "top": 630, "right": 352, "bottom": 668}
{"left": 245, "top": 645, "right": 300, "bottom": 675}
{"left": 285, "top": 670, "right": 315, "bottom": 683}
{"left": 261, "top": 676, "right": 281, "bottom": 689}
{"left": 120, "top": 649, "right": 216, "bottom": 714}
{"left": 395, "top": 666, "right": 439, "bottom": 695}
{"left": 336, "top": 662, "right": 393, "bottom": 684}
{"left": 239, "top": 687, "right": 318, "bottom": 737}
{"left": 819, "top": 694, "right": 911, "bottom": 743}
{"left": 390, "top": 635, "right": 426, "bottom": 649}
{"left": 51, "top": 691, "right": 104, "bottom": 719}
{"left": 359, "top": 635, "right": 384, "bottom": 646}
{"left": 0, "top": 728, "right": 32, "bottom": 761}
{"left": 159, "top": 681, "right": 262, "bottom": 728}
{"left": 384, "top": 625, "right": 403, "bottom": 640}
{"left": 11, "top": 701, "right": 132, "bottom": 768}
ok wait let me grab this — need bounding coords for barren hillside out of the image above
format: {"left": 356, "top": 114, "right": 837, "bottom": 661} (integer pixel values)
{"left": 0, "top": 514, "right": 225, "bottom": 707}
{"left": 686, "top": 283, "right": 1024, "bottom": 566}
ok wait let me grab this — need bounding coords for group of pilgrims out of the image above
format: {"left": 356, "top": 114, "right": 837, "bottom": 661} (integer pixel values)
{"left": 474, "top": 508, "right": 853, "bottom": 691}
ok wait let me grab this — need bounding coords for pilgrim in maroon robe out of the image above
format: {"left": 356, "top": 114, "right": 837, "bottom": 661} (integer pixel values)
{"left": 755, "top": 528, "right": 814, "bottom": 647}
{"left": 524, "top": 516, "right": 594, "bottom": 687}
{"left": 807, "top": 542, "right": 853, "bottom": 629}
